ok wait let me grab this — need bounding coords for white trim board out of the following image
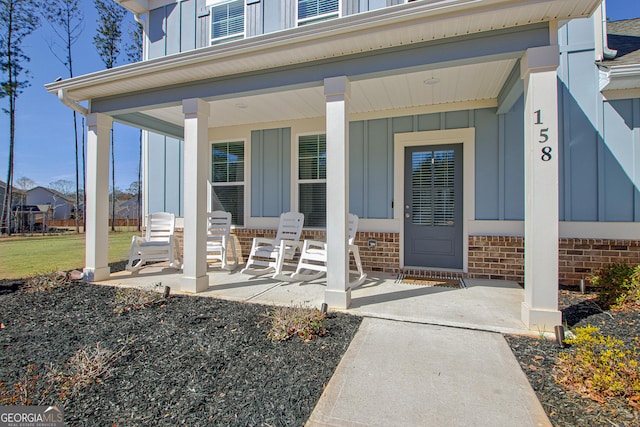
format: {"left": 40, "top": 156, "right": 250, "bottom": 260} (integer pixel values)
{"left": 394, "top": 128, "right": 475, "bottom": 272}
{"left": 468, "top": 220, "right": 640, "bottom": 240}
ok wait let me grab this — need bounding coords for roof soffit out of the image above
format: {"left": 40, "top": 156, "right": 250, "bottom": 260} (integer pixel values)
{"left": 48, "top": 0, "right": 601, "bottom": 104}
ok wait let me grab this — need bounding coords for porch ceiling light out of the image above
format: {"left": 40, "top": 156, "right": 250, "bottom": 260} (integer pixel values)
{"left": 423, "top": 77, "right": 440, "bottom": 85}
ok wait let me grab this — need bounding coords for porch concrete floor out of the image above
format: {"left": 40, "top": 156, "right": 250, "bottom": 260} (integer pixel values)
{"left": 99, "top": 262, "right": 531, "bottom": 335}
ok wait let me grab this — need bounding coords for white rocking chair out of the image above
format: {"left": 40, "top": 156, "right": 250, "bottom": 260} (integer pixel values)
{"left": 126, "top": 212, "right": 180, "bottom": 272}
{"left": 206, "top": 211, "right": 238, "bottom": 270}
{"left": 285, "top": 213, "right": 367, "bottom": 287}
{"left": 240, "top": 211, "right": 304, "bottom": 278}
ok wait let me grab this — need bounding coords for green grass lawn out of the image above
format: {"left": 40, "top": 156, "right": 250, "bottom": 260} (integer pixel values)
{"left": 0, "top": 231, "right": 138, "bottom": 280}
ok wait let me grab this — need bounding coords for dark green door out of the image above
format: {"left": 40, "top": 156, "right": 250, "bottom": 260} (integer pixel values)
{"left": 404, "top": 144, "right": 463, "bottom": 269}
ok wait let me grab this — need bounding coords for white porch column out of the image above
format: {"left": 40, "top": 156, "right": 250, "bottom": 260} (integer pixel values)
{"left": 521, "top": 45, "right": 562, "bottom": 331}
{"left": 84, "top": 113, "right": 112, "bottom": 281}
{"left": 324, "top": 76, "right": 351, "bottom": 309}
{"left": 181, "top": 98, "right": 210, "bottom": 293}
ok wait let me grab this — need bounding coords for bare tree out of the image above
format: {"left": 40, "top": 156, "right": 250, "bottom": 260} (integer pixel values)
{"left": 49, "top": 178, "right": 75, "bottom": 196}
{"left": 14, "top": 176, "right": 36, "bottom": 191}
{"left": 0, "top": 0, "right": 40, "bottom": 235}
{"left": 43, "top": 0, "right": 84, "bottom": 233}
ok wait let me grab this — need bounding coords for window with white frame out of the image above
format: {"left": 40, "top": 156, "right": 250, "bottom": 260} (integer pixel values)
{"left": 211, "top": 0, "right": 244, "bottom": 44}
{"left": 211, "top": 141, "right": 244, "bottom": 225}
{"left": 297, "top": 0, "right": 339, "bottom": 25}
{"left": 298, "top": 134, "right": 326, "bottom": 227}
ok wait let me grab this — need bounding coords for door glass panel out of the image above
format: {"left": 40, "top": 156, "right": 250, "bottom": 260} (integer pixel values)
{"left": 411, "top": 149, "right": 455, "bottom": 226}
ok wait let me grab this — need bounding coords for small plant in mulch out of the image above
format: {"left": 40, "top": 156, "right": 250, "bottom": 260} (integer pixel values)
{"left": 263, "top": 305, "right": 327, "bottom": 342}
{"left": 589, "top": 263, "right": 640, "bottom": 309}
{"left": 553, "top": 325, "right": 640, "bottom": 410}
{"left": 0, "top": 343, "right": 126, "bottom": 406}
{"left": 23, "top": 271, "right": 73, "bottom": 293}
{"left": 113, "top": 287, "right": 166, "bottom": 314}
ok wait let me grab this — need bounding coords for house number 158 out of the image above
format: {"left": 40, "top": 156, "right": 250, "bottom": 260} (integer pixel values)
{"left": 534, "top": 109, "right": 552, "bottom": 161}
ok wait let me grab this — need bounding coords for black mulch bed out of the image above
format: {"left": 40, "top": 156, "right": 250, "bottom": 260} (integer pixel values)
{"left": 506, "top": 288, "right": 640, "bottom": 427}
{"left": 0, "top": 279, "right": 362, "bottom": 426}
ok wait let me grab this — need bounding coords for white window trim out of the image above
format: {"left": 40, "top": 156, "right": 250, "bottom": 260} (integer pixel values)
{"left": 210, "top": 0, "right": 246, "bottom": 44}
{"left": 296, "top": 0, "right": 341, "bottom": 27}
{"left": 210, "top": 138, "right": 248, "bottom": 226}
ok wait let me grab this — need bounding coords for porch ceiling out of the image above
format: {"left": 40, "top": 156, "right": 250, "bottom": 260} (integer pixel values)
{"left": 141, "top": 59, "right": 517, "bottom": 128}
{"left": 46, "top": 0, "right": 600, "bottom": 107}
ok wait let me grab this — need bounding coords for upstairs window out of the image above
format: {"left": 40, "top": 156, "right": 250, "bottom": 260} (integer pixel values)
{"left": 211, "top": 141, "right": 245, "bottom": 225}
{"left": 211, "top": 0, "right": 244, "bottom": 44}
{"left": 297, "top": 0, "right": 339, "bottom": 25}
{"left": 298, "top": 134, "right": 326, "bottom": 227}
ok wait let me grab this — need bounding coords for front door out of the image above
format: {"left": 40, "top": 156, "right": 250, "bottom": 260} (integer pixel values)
{"left": 404, "top": 144, "right": 463, "bottom": 269}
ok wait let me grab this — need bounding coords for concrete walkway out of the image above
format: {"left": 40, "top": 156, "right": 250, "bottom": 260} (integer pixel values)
{"left": 100, "top": 265, "right": 552, "bottom": 426}
{"left": 307, "top": 318, "right": 551, "bottom": 427}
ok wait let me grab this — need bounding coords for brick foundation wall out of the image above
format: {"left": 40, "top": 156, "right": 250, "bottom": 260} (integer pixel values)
{"left": 172, "top": 228, "right": 640, "bottom": 283}
{"left": 468, "top": 236, "right": 640, "bottom": 285}
{"left": 174, "top": 228, "right": 400, "bottom": 274}
{"left": 467, "top": 236, "right": 524, "bottom": 282}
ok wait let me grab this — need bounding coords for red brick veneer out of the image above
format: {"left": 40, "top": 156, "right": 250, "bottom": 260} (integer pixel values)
{"left": 173, "top": 228, "right": 640, "bottom": 284}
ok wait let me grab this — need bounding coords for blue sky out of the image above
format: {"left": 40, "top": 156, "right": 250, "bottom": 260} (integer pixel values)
{"left": 0, "top": 0, "right": 639, "bottom": 191}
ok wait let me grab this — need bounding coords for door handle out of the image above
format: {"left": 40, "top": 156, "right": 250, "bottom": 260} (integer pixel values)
{"left": 405, "top": 213, "right": 411, "bottom": 218}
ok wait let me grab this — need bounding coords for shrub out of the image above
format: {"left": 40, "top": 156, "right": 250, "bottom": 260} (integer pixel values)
{"left": 553, "top": 325, "right": 640, "bottom": 409}
{"left": 0, "top": 343, "right": 125, "bottom": 405}
{"left": 589, "top": 263, "right": 635, "bottom": 308}
{"left": 24, "top": 271, "right": 72, "bottom": 293}
{"left": 49, "top": 343, "right": 126, "bottom": 402}
{"left": 113, "top": 287, "right": 165, "bottom": 314}
{"left": 263, "top": 305, "right": 327, "bottom": 342}
{"left": 615, "top": 265, "right": 640, "bottom": 310}
{"left": 0, "top": 364, "right": 47, "bottom": 406}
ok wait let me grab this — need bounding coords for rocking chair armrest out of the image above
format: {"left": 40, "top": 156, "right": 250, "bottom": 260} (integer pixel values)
{"left": 252, "top": 237, "right": 277, "bottom": 247}
{"left": 302, "top": 239, "right": 326, "bottom": 251}
{"left": 278, "top": 239, "right": 303, "bottom": 252}
{"left": 131, "top": 235, "right": 146, "bottom": 245}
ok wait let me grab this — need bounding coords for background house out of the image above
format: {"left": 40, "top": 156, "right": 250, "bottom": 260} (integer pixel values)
{"left": 25, "top": 186, "right": 74, "bottom": 220}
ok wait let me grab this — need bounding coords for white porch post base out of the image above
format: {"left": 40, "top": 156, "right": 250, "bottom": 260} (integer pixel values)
{"left": 181, "top": 276, "right": 209, "bottom": 293}
{"left": 82, "top": 267, "right": 111, "bottom": 282}
{"left": 325, "top": 288, "right": 351, "bottom": 310}
{"left": 521, "top": 303, "right": 562, "bottom": 332}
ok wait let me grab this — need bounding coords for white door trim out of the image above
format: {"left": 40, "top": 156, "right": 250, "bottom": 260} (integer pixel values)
{"left": 394, "top": 128, "right": 475, "bottom": 272}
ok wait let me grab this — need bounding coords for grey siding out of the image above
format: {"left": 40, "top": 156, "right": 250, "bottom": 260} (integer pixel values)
{"left": 343, "top": 0, "right": 359, "bottom": 16}
{"left": 557, "top": 16, "right": 640, "bottom": 222}
{"left": 247, "top": 0, "right": 264, "bottom": 37}
{"left": 349, "top": 108, "right": 521, "bottom": 220}
{"left": 263, "top": 0, "right": 282, "bottom": 33}
{"left": 251, "top": 128, "right": 291, "bottom": 217}
{"left": 147, "top": 133, "right": 184, "bottom": 216}
{"left": 603, "top": 99, "right": 640, "bottom": 221}
{"left": 148, "top": 0, "right": 198, "bottom": 59}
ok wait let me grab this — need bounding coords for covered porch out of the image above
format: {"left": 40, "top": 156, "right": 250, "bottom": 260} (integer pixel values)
{"left": 100, "top": 264, "right": 530, "bottom": 334}
{"left": 45, "top": 0, "right": 604, "bottom": 331}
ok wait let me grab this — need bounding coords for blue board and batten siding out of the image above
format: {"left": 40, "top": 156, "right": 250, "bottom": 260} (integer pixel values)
{"left": 558, "top": 17, "right": 640, "bottom": 222}
{"left": 147, "top": 133, "right": 184, "bottom": 216}
{"left": 147, "top": 0, "right": 393, "bottom": 60}
{"left": 143, "top": 5, "right": 640, "bottom": 224}
{"left": 251, "top": 128, "right": 291, "bottom": 217}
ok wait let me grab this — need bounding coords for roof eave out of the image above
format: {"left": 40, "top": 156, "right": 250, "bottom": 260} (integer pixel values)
{"left": 46, "top": 0, "right": 602, "bottom": 102}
